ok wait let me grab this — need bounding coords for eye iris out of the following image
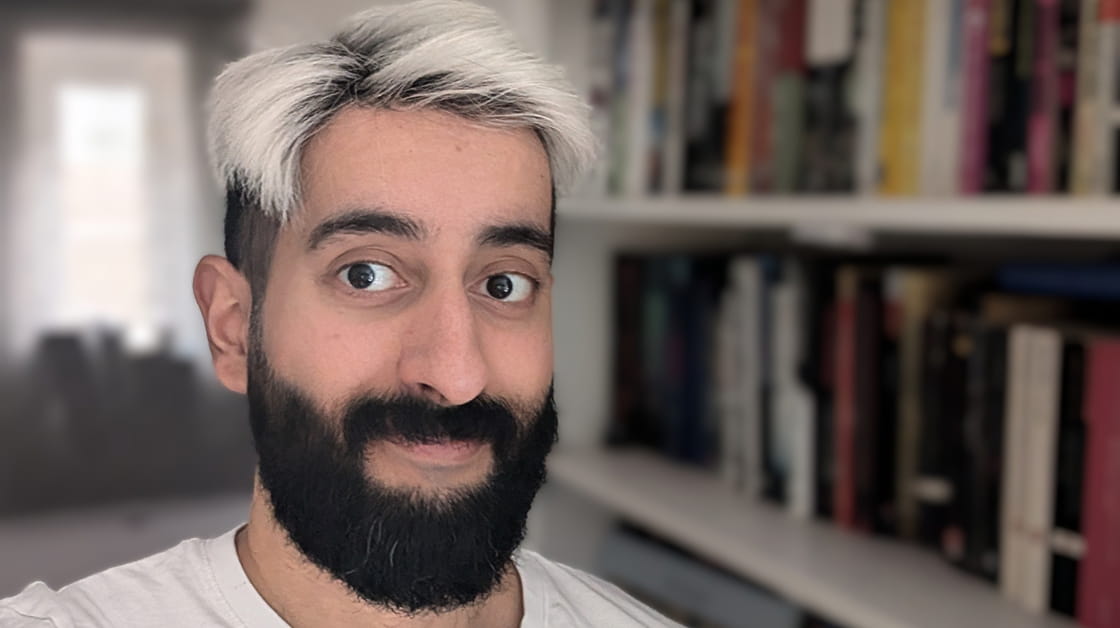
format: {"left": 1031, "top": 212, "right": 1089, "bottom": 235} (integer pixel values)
{"left": 487, "top": 275, "right": 513, "bottom": 299}
{"left": 347, "top": 265, "right": 377, "bottom": 289}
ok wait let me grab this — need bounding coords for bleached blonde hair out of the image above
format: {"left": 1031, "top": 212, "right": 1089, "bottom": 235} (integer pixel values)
{"left": 208, "top": 0, "right": 595, "bottom": 227}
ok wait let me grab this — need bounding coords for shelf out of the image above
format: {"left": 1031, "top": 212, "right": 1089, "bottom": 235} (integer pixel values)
{"left": 547, "top": 448, "right": 1079, "bottom": 628}
{"left": 559, "top": 195, "right": 1120, "bottom": 241}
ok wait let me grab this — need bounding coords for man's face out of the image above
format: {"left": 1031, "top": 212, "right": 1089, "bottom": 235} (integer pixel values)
{"left": 261, "top": 106, "right": 554, "bottom": 490}
{"left": 245, "top": 107, "right": 557, "bottom": 611}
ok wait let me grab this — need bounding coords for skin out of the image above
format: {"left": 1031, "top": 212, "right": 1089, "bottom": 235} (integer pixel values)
{"left": 192, "top": 107, "right": 554, "bottom": 627}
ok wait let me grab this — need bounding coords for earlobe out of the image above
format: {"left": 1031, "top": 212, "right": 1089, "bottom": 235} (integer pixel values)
{"left": 193, "top": 254, "right": 252, "bottom": 394}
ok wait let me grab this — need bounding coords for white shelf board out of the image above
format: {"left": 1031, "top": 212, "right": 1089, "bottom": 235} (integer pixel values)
{"left": 548, "top": 448, "right": 1079, "bottom": 628}
{"left": 559, "top": 195, "right": 1120, "bottom": 240}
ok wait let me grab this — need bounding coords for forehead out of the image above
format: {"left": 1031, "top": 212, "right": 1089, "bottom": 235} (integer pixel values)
{"left": 294, "top": 106, "right": 553, "bottom": 236}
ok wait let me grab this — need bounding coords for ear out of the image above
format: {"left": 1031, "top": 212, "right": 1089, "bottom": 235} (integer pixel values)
{"left": 193, "top": 255, "right": 253, "bottom": 394}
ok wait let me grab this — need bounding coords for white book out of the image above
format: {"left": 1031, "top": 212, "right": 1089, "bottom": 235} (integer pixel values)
{"left": 919, "top": 0, "right": 964, "bottom": 196}
{"left": 659, "top": 0, "right": 690, "bottom": 195}
{"left": 853, "top": 0, "right": 886, "bottom": 194}
{"left": 729, "top": 256, "right": 763, "bottom": 499}
{"left": 1071, "top": 0, "right": 1101, "bottom": 194}
{"left": 1098, "top": 8, "right": 1120, "bottom": 194}
{"left": 1019, "top": 327, "right": 1063, "bottom": 614}
{"left": 1000, "top": 325, "right": 1032, "bottom": 604}
{"left": 806, "top": 0, "right": 856, "bottom": 64}
{"left": 771, "top": 261, "right": 816, "bottom": 519}
{"left": 624, "top": 0, "right": 654, "bottom": 196}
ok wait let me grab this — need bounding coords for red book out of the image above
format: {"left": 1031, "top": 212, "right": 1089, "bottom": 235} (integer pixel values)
{"left": 1028, "top": 0, "right": 1061, "bottom": 193}
{"left": 748, "top": 0, "right": 782, "bottom": 193}
{"left": 959, "top": 0, "right": 993, "bottom": 194}
{"left": 1078, "top": 339, "right": 1120, "bottom": 628}
{"left": 833, "top": 270, "right": 858, "bottom": 529}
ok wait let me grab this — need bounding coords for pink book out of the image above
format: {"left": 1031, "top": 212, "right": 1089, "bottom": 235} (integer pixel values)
{"left": 958, "top": 0, "right": 992, "bottom": 194}
{"left": 1028, "top": 0, "right": 1061, "bottom": 193}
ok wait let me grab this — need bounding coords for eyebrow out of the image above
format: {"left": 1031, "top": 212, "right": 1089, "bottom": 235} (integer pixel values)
{"left": 478, "top": 224, "right": 554, "bottom": 259}
{"left": 306, "top": 207, "right": 553, "bottom": 259}
{"left": 307, "top": 209, "right": 425, "bottom": 250}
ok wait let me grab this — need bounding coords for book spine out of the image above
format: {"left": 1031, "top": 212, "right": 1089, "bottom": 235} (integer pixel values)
{"left": 1071, "top": 0, "right": 1101, "bottom": 194}
{"left": 723, "top": 0, "right": 758, "bottom": 195}
{"left": 748, "top": 0, "right": 781, "bottom": 193}
{"left": 1049, "top": 340, "right": 1086, "bottom": 617}
{"left": 1098, "top": 0, "right": 1120, "bottom": 193}
{"left": 607, "top": 0, "right": 634, "bottom": 196}
{"left": 660, "top": 0, "right": 691, "bottom": 195}
{"left": 1019, "top": 326, "right": 1063, "bottom": 614}
{"left": 879, "top": 0, "right": 927, "bottom": 195}
{"left": 855, "top": 0, "right": 887, "bottom": 194}
{"left": 960, "top": 0, "right": 994, "bottom": 194}
{"left": 1000, "top": 325, "right": 1033, "bottom": 603}
{"left": 624, "top": 0, "right": 656, "bottom": 196}
{"left": 731, "top": 257, "right": 764, "bottom": 497}
{"left": 1078, "top": 339, "right": 1120, "bottom": 628}
{"left": 1027, "top": 0, "right": 1061, "bottom": 193}
{"left": 833, "top": 267, "right": 859, "bottom": 529}
{"left": 921, "top": 0, "right": 965, "bottom": 196}
{"left": 772, "top": 0, "right": 808, "bottom": 194}
{"left": 585, "top": 0, "right": 617, "bottom": 197}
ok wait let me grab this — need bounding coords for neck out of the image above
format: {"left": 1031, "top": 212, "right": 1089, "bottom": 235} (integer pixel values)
{"left": 236, "top": 475, "right": 524, "bottom": 628}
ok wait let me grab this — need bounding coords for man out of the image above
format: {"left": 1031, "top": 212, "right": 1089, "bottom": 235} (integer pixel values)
{"left": 0, "top": 1, "right": 678, "bottom": 626}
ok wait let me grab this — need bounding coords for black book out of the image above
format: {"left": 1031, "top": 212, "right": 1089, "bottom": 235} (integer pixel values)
{"left": 1050, "top": 338, "right": 1087, "bottom": 617}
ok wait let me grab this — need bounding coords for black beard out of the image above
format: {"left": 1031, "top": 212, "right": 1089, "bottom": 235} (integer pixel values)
{"left": 246, "top": 347, "right": 558, "bottom": 614}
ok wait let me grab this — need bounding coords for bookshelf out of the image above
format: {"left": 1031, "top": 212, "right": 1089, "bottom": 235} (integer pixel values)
{"left": 536, "top": 0, "right": 1120, "bottom": 624}
{"left": 548, "top": 447, "right": 1079, "bottom": 628}
{"left": 560, "top": 196, "right": 1120, "bottom": 241}
{"left": 542, "top": 195, "right": 1110, "bottom": 627}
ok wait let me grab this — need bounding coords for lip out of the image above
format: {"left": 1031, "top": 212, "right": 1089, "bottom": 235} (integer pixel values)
{"left": 388, "top": 439, "right": 487, "bottom": 467}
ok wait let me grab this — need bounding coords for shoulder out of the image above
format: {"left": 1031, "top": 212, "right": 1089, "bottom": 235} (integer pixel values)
{"left": 0, "top": 536, "right": 235, "bottom": 628}
{"left": 514, "top": 550, "right": 682, "bottom": 628}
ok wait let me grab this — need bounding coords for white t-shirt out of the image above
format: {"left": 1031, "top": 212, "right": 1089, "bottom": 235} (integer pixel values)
{"left": 0, "top": 527, "right": 678, "bottom": 627}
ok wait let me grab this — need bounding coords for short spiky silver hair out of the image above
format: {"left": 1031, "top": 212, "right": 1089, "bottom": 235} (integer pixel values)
{"left": 207, "top": 0, "right": 595, "bottom": 224}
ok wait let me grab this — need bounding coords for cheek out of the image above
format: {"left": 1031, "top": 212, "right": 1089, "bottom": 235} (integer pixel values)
{"left": 260, "top": 282, "right": 403, "bottom": 405}
{"left": 480, "top": 310, "right": 553, "bottom": 397}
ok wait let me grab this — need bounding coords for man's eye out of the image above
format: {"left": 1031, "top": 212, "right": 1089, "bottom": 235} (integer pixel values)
{"left": 339, "top": 262, "right": 401, "bottom": 292}
{"left": 484, "top": 273, "right": 535, "bottom": 302}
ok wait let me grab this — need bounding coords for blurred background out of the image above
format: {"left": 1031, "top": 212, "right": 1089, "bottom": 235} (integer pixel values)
{"left": 2, "top": 1, "right": 1118, "bottom": 627}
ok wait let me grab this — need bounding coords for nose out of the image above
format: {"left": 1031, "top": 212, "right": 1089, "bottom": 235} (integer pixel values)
{"left": 397, "top": 283, "right": 489, "bottom": 406}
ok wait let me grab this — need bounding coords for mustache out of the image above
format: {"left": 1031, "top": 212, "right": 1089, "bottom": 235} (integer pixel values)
{"left": 341, "top": 394, "right": 523, "bottom": 457}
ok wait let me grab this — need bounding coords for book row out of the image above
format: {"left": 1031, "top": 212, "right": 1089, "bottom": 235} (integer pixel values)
{"left": 609, "top": 253, "right": 1120, "bottom": 626}
{"left": 585, "top": 0, "right": 1120, "bottom": 198}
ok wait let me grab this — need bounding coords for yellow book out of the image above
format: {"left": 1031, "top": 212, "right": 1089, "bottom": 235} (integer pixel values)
{"left": 878, "top": 0, "right": 926, "bottom": 196}
{"left": 724, "top": 0, "right": 757, "bottom": 196}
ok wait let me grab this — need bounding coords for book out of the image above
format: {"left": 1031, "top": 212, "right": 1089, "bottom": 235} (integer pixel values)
{"left": 801, "top": 0, "right": 858, "bottom": 192}
{"left": 1049, "top": 337, "right": 1087, "bottom": 617}
{"left": 747, "top": 0, "right": 781, "bottom": 193}
{"left": 915, "top": 310, "right": 972, "bottom": 550}
{"left": 958, "top": 322, "right": 1009, "bottom": 581}
{"left": 959, "top": 0, "right": 993, "bottom": 194}
{"left": 920, "top": 0, "right": 966, "bottom": 196}
{"left": 728, "top": 256, "right": 765, "bottom": 497}
{"left": 986, "top": 0, "right": 1035, "bottom": 192}
{"left": 772, "top": 0, "right": 808, "bottom": 194}
{"left": 832, "top": 266, "right": 885, "bottom": 532}
{"left": 1078, "top": 337, "right": 1120, "bottom": 628}
{"left": 878, "top": 0, "right": 926, "bottom": 196}
{"left": 894, "top": 269, "right": 962, "bottom": 541}
{"left": 1071, "top": 0, "right": 1103, "bottom": 194}
{"left": 1000, "top": 324, "right": 1063, "bottom": 613}
{"left": 723, "top": 0, "right": 759, "bottom": 195}
{"left": 1027, "top": 0, "right": 1062, "bottom": 193}
{"left": 854, "top": 0, "right": 887, "bottom": 194}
